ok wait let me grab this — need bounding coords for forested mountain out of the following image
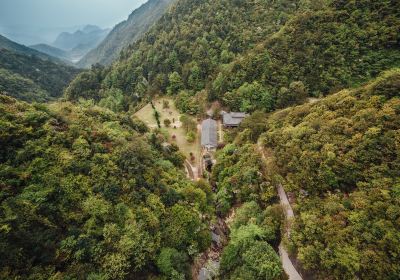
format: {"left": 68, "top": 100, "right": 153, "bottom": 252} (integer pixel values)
{"left": 242, "top": 69, "right": 400, "bottom": 279}
{"left": 29, "top": 43, "right": 71, "bottom": 62}
{"left": 0, "top": 46, "right": 80, "bottom": 102}
{"left": 77, "top": 0, "right": 176, "bottom": 68}
{"left": 0, "top": 95, "right": 214, "bottom": 279}
{"left": 67, "top": 0, "right": 400, "bottom": 115}
{"left": 216, "top": 0, "right": 400, "bottom": 105}
{"left": 1, "top": 0, "right": 400, "bottom": 279}
{"left": 0, "top": 34, "right": 65, "bottom": 64}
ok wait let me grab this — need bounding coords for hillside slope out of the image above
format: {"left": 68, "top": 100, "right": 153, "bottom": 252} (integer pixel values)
{"left": 29, "top": 43, "right": 70, "bottom": 62}
{"left": 69, "top": 0, "right": 300, "bottom": 104}
{"left": 0, "top": 47, "right": 80, "bottom": 102}
{"left": 215, "top": 0, "right": 400, "bottom": 104}
{"left": 77, "top": 0, "right": 176, "bottom": 68}
{"left": 0, "top": 34, "right": 65, "bottom": 64}
{"left": 256, "top": 69, "right": 400, "bottom": 279}
{"left": 0, "top": 95, "right": 213, "bottom": 279}
{"left": 67, "top": 0, "right": 400, "bottom": 116}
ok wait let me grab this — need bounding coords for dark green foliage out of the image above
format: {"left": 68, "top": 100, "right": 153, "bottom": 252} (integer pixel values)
{"left": 98, "top": 88, "right": 125, "bottom": 112}
{"left": 276, "top": 81, "right": 308, "bottom": 109}
{"left": 5, "top": 0, "right": 399, "bottom": 278}
{"left": 0, "top": 95, "right": 212, "bottom": 279}
{"left": 212, "top": 144, "right": 276, "bottom": 216}
{"left": 0, "top": 68, "right": 48, "bottom": 102}
{"left": 68, "top": 0, "right": 400, "bottom": 115}
{"left": 220, "top": 202, "right": 284, "bottom": 280}
{"left": 0, "top": 49, "right": 80, "bottom": 102}
{"left": 259, "top": 69, "right": 400, "bottom": 279}
{"left": 156, "top": 247, "right": 188, "bottom": 279}
{"left": 219, "top": 0, "right": 400, "bottom": 101}
{"left": 175, "top": 90, "right": 202, "bottom": 115}
{"left": 236, "top": 111, "right": 270, "bottom": 143}
{"left": 66, "top": 0, "right": 300, "bottom": 110}
{"left": 167, "top": 72, "right": 184, "bottom": 95}
{"left": 262, "top": 69, "right": 400, "bottom": 195}
{"left": 65, "top": 64, "right": 106, "bottom": 101}
{"left": 223, "top": 81, "right": 274, "bottom": 113}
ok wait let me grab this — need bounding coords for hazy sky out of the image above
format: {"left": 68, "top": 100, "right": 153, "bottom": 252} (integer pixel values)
{"left": 0, "top": 0, "right": 148, "bottom": 44}
{"left": 0, "top": 0, "right": 146, "bottom": 27}
{"left": 0, "top": 0, "right": 148, "bottom": 29}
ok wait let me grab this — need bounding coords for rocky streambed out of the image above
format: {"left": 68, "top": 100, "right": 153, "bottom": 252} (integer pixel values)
{"left": 192, "top": 209, "right": 237, "bottom": 280}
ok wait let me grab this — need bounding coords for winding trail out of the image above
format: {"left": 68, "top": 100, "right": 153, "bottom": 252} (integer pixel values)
{"left": 257, "top": 142, "right": 303, "bottom": 280}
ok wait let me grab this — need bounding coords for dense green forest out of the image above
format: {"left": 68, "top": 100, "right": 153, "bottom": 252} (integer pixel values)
{"left": 0, "top": 68, "right": 49, "bottom": 102}
{"left": 0, "top": 95, "right": 214, "bottom": 279}
{"left": 65, "top": 0, "right": 300, "bottom": 109}
{"left": 1, "top": 0, "right": 400, "bottom": 279}
{"left": 0, "top": 34, "right": 67, "bottom": 64}
{"left": 217, "top": 0, "right": 400, "bottom": 104}
{"left": 256, "top": 69, "right": 400, "bottom": 279}
{"left": 66, "top": 0, "right": 400, "bottom": 115}
{"left": 211, "top": 144, "right": 285, "bottom": 279}
{"left": 0, "top": 48, "right": 80, "bottom": 102}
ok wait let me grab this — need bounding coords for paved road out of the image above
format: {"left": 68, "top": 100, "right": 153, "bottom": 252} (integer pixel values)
{"left": 257, "top": 142, "right": 303, "bottom": 280}
{"left": 277, "top": 184, "right": 294, "bottom": 217}
{"left": 277, "top": 183, "right": 303, "bottom": 280}
{"left": 279, "top": 244, "right": 302, "bottom": 280}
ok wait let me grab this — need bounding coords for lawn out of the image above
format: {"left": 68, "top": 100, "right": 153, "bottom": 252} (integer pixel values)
{"left": 134, "top": 97, "right": 201, "bottom": 165}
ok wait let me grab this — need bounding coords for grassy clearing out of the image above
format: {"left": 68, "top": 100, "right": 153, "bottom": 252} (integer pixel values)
{"left": 135, "top": 97, "right": 200, "bottom": 163}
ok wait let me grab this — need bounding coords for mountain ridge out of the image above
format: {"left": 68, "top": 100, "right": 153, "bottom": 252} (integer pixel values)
{"left": 77, "top": 0, "right": 176, "bottom": 68}
{"left": 0, "top": 34, "right": 65, "bottom": 64}
{"left": 52, "top": 25, "right": 110, "bottom": 51}
{"left": 29, "top": 43, "right": 70, "bottom": 62}
{"left": 0, "top": 34, "right": 80, "bottom": 102}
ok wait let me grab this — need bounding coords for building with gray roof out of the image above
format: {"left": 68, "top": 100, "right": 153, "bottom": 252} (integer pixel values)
{"left": 201, "top": 118, "right": 218, "bottom": 150}
{"left": 222, "top": 112, "right": 248, "bottom": 127}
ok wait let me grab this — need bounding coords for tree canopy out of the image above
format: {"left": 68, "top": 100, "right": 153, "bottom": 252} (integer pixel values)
{"left": 0, "top": 95, "right": 213, "bottom": 279}
{"left": 258, "top": 69, "right": 400, "bottom": 279}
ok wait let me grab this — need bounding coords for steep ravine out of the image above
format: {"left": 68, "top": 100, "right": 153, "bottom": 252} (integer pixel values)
{"left": 192, "top": 208, "right": 237, "bottom": 280}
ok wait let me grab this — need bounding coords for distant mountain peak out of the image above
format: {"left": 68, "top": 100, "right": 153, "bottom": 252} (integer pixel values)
{"left": 51, "top": 25, "right": 110, "bottom": 62}
{"left": 82, "top": 25, "right": 102, "bottom": 34}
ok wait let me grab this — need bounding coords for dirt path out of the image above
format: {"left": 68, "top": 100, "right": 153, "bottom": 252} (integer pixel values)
{"left": 257, "top": 142, "right": 303, "bottom": 280}
{"left": 218, "top": 120, "right": 223, "bottom": 143}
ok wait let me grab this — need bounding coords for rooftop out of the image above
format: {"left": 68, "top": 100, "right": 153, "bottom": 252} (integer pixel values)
{"left": 201, "top": 118, "right": 217, "bottom": 148}
{"left": 222, "top": 112, "right": 248, "bottom": 126}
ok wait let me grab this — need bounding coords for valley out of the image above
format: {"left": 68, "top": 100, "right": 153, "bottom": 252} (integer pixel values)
{"left": 30, "top": 25, "right": 111, "bottom": 64}
{"left": 0, "top": 0, "right": 400, "bottom": 279}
